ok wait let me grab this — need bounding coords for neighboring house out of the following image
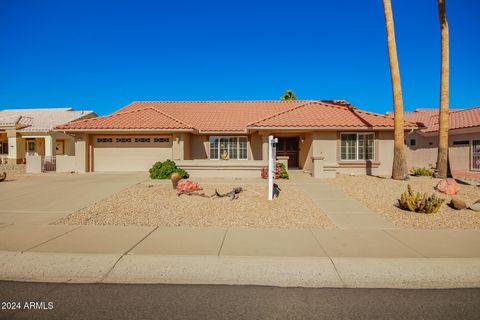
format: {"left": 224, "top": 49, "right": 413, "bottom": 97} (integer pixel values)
{"left": 56, "top": 100, "right": 417, "bottom": 178}
{"left": 0, "top": 108, "right": 96, "bottom": 164}
{"left": 399, "top": 107, "right": 480, "bottom": 177}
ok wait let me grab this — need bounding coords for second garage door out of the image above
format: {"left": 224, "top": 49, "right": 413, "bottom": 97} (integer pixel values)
{"left": 93, "top": 135, "right": 173, "bottom": 172}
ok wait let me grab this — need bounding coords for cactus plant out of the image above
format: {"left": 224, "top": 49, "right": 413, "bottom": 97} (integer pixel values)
{"left": 398, "top": 184, "right": 444, "bottom": 214}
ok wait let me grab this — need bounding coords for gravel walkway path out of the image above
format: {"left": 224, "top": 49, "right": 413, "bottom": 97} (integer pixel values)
{"left": 325, "top": 175, "right": 480, "bottom": 230}
{"left": 56, "top": 182, "right": 335, "bottom": 229}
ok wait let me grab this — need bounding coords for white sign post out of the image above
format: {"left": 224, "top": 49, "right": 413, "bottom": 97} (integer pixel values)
{"left": 268, "top": 135, "right": 278, "bottom": 200}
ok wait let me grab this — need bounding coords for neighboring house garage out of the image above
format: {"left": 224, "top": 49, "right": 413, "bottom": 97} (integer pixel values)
{"left": 92, "top": 135, "right": 173, "bottom": 171}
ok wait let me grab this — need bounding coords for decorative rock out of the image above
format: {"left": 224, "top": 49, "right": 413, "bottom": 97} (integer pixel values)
{"left": 435, "top": 178, "right": 460, "bottom": 195}
{"left": 450, "top": 198, "right": 467, "bottom": 210}
{"left": 469, "top": 200, "right": 480, "bottom": 212}
{"left": 170, "top": 172, "right": 182, "bottom": 189}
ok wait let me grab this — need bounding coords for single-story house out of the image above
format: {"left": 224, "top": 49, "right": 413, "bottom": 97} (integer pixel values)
{"left": 56, "top": 100, "right": 417, "bottom": 178}
{"left": 400, "top": 107, "right": 480, "bottom": 177}
{"left": 0, "top": 108, "right": 96, "bottom": 164}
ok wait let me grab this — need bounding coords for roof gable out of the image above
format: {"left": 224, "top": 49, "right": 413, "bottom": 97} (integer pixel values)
{"left": 0, "top": 108, "right": 95, "bottom": 131}
{"left": 249, "top": 101, "right": 416, "bottom": 128}
{"left": 56, "top": 107, "right": 193, "bottom": 130}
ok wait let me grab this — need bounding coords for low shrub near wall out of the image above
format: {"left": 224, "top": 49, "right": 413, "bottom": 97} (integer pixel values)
{"left": 410, "top": 167, "right": 434, "bottom": 177}
{"left": 261, "top": 162, "right": 289, "bottom": 179}
{"left": 149, "top": 160, "right": 189, "bottom": 179}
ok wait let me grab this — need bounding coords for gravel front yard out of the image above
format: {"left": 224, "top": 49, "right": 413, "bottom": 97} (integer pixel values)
{"left": 0, "top": 164, "right": 28, "bottom": 181}
{"left": 56, "top": 183, "right": 335, "bottom": 229}
{"left": 326, "top": 175, "right": 480, "bottom": 230}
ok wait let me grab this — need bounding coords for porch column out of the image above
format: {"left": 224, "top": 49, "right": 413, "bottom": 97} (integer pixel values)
{"left": 74, "top": 134, "right": 88, "bottom": 173}
{"left": 6, "top": 129, "right": 23, "bottom": 164}
{"left": 261, "top": 133, "right": 271, "bottom": 161}
{"left": 172, "top": 134, "right": 184, "bottom": 160}
{"left": 44, "top": 135, "right": 55, "bottom": 157}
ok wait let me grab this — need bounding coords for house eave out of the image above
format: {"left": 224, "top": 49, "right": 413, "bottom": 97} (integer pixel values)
{"left": 52, "top": 128, "right": 197, "bottom": 134}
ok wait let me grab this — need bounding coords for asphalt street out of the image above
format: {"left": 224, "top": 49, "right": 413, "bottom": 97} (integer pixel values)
{"left": 0, "top": 281, "right": 479, "bottom": 320}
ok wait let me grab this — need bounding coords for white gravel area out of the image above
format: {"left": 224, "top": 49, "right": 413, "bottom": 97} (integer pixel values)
{"left": 326, "top": 174, "right": 480, "bottom": 230}
{"left": 56, "top": 183, "right": 335, "bottom": 229}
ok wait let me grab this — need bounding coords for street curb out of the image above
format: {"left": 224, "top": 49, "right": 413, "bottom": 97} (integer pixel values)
{"left": 1, "top": 251, "right": 479, "bottom": 288}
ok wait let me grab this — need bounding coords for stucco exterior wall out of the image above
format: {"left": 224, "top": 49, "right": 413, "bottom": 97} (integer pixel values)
{"left": 249, "top": 132, "right": 263, "bottom": 161}
{"left": 189, "top": 135, "right": 208, "bottom": 159}
{"left": 300, "top": 133, "right": 313, "bottom": 173}
{"left": 406, "top": 130, "right": 480, "bottom": 172}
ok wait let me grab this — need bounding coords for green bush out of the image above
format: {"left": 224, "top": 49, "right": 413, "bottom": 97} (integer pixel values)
{"left": 410, "top": 167, "right": 433, "bottom": 177}
{"left": 278, "top": 162, "right": 289, "bottom": 179}
{"left": 149, "top": 160, "right": 189, "bottom": 179}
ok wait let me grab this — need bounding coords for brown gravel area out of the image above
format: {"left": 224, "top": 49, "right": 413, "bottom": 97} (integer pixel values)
{"left": 56, "top": 183, "right": 335, "bottom": 229}
{"left": 0, "top": 164, "right": 29, "bottom": 181}
{"left": 326, "top": 174, "right": 480, "bottom": 230}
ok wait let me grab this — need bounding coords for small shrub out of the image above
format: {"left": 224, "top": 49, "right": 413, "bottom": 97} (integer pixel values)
{"left": 410, "top": 167, "right": 433, "bottom": 177}
{"left": 398, "top": 184, "right": 444, "bottom": 214}
{"left": 149, "top": 160, "right": 189, "bottom": 179}
{"left": 278, "top": 162, "right": 289, "bottom": 179}
{"left": 261, "top": 162, "right": 289, "bottom": 179}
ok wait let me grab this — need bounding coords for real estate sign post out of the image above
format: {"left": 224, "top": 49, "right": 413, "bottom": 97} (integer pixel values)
{"left": 268, "top": 135, "right": 277, "bottom": 200}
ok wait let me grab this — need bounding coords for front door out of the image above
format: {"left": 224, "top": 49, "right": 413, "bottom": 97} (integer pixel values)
{"left": 277, "top": 137, "right": 299, "bottom": 168}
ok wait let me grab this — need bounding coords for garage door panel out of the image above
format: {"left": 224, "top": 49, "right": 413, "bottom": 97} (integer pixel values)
{"left": 93, "top": 135, "right": 173, "bottom": 172}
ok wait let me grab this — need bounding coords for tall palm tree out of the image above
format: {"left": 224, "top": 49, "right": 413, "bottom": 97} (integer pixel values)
{"left": 383, "top": 0, "right": 407, "bottom": 180}
{"left": 436, "top": 0, "right": 449, "bottom": 178}
{"left": 280, "top": 90, "right": 297, "bottom": 101}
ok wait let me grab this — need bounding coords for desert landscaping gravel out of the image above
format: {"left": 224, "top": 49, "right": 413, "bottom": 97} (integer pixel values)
{"left": 56, "top": 182, "right": 335, "bottom": 229}
{"left": 326, "top": 174, "right": 480, "bottom": 230}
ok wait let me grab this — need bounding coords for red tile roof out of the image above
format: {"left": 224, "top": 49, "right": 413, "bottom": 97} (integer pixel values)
{"left": 399, "top": 107, "right": 480, "bottom": 133}
{"left": 58, "top": 100, "right": 417, "bottom": 132}
{"left": 56, "top": 107, "right": 193, "bottom": 130}
{"left": 249, "top": 101, "right": 415, "bottom": 128}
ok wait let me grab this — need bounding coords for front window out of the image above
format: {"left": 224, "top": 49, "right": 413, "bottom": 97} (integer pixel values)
{"left": 209, "top": 136, "right": 248, "bottom": 160}
{"left": 340, "top": 133, "right": 375, "bottom": 161}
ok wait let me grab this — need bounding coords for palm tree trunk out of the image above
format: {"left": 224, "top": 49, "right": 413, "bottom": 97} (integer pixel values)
{"left": 436, "top": 0, "right": 449, "bottom": 178}
{"left": 383, "top": 0, "right": 407, "bottom": 180}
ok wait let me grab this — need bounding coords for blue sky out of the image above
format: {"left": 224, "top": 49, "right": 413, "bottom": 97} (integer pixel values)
{"left": 0, "top": 0, "right": 478, "bottom": 116}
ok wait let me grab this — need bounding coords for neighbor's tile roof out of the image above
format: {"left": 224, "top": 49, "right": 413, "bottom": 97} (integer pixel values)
{"left": 399, "top": 107, "right": 480, "bottom": 133}
{"left": 0, "top": 108, "right": 95, "bottom": 132}
{"left": 248, "top": 101, "right": 415, "bottom": 128}
{"left": 56, "top": 107, "right": 193, "bottom": 130}
{"left": 58, "top": 100, "right": 417, "bottom": 132}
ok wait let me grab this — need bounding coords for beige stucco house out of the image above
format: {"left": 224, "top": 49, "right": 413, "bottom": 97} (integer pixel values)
{"left": 0, "top": 108, "right": 96, "bottom": 165}
{"left": 56, "top": 100, "right": 417, "bottom": 178}
{"left": 400, "top": 107, "right": 480, "bottom": 178}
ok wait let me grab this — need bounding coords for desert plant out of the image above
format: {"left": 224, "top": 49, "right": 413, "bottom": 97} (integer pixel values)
{"left": 261, "top": 162, "right": 289, "bottom": 179}
{"left": 398, "top": 184, "right": 444, "bottom": 214}
{"left": 149, "top": 160, "right": 189, "bottom": 179}
{"left": 410, "top": 167, "right": 434, "bottom": 177}
{"left": 278, "top": 162, "right": 289, "bottom": 179}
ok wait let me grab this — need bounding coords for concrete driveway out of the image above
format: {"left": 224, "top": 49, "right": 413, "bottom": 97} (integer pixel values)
{"left": 0, "top": 172, "right": 147, "bottom": 225}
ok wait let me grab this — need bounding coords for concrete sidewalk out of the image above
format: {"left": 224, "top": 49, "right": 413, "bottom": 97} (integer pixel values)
{"left": 1, "top": 225, "right": 479, "bottom": 288}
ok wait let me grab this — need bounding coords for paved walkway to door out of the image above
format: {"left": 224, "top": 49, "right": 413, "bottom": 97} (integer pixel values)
{"left": 288, "top": 171, "right": 396, "bottom": 229}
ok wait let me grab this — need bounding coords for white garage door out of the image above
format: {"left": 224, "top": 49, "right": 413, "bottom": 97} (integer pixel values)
{"left": 93, "top": 135, "right": 173, "bottom": 172}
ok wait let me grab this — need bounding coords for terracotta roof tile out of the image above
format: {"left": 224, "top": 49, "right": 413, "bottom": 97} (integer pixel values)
{"left": 58, "top": 100, "right": 418, "bottom": 132}
{"left": 399, "top": 107, "right": 480, "bottom": 133}
{"left": 57, "top": 107, "right": 193, "bottom": 130}
{"left": 0, "top": 108, "right": 95, "bottom": 131}
{"left": 249, "top": 101, "right": 417, "bottom": 128}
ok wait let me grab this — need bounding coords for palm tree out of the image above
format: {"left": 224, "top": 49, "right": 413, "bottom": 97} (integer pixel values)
{"left": 436, "top": 0, "right": 449, "bottom": 178}
{"left": 280, "top": 90, "right": 297, "bottom": 101}
{"left": 382, "top": 0, "right": 407, "bottom": 180}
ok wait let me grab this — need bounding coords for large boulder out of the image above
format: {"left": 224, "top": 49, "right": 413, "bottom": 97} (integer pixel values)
{"left": 435, "top": 178, "right": 460, "bottom": 195}
{"left": 450, "top": 198, "right": 467, "bottom": 210}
